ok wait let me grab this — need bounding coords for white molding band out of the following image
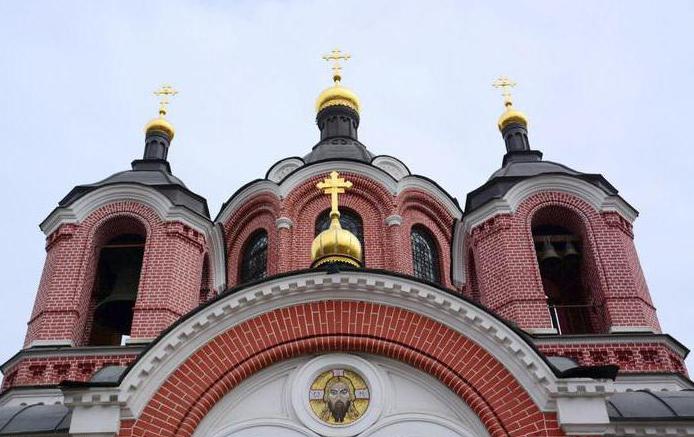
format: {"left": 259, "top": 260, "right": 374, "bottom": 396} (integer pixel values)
{"left": 462, "top": 175, "right": 638, "bottom": 236}
{"left": 371, "top": 156, "right": 410, "bottom": 181}
{"left": 39, "top": 184, "right": 226, "bottom": 292}
{"left": 384, "top": 215, "right": 403, "bottom": 226}
{"left": 114, "top": 270, "right": 612, "bottom": 422}
{"left": 216, "top": 161, "right": 462, "bottom": 225}
{"left": 275, "top": 217, "right": 294, "bottom": 230}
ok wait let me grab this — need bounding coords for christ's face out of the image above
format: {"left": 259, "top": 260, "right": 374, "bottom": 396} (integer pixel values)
{"left": 327, "top": 381, "right": 350, "bottom": 405}
{"left": 326, "top": 380, "right": 352, "bottom": 422}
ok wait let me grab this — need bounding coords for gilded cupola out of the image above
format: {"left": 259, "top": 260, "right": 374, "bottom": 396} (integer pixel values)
{"left": 311, "top": 171, "right": 363, "bottom": 268}
{"left": 315, "top": 49, "right": 361, "bottom": 113}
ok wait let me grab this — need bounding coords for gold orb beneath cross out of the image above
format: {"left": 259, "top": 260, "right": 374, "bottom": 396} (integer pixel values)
{"left": 308, "top": 368, "right": 370, "bottom": 426}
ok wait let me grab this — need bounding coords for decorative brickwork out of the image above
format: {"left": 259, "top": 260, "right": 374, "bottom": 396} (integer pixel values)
{"left": 25, "top": 201, "right": 208, "bottom": 347}
{"left": 466, "top": 191, "right": 660, "bottom": 333}
{"left": 123, "top": 301, "right": 564, "bottom": 437}
{"left": 222, "top": 174, "right": 458, "bottom": 289}
{"left": 1, "top": 353, "right": 139, "bottom": 390}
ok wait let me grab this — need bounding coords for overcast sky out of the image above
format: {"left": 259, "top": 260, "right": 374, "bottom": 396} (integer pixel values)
{"left": 1, "top": 1, "right": 692, "bottom": 369}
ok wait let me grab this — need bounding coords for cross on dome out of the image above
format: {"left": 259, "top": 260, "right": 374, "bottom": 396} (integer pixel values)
{"left": 322, "top": 48, "right": 351, "bottom": 83}
{"left": 153, "top": 84, "right": 178, "bottom": 117}
{"left": 316, "top": 171, "right": 353, "bottom": 218}
{"left": 492, "top": 76, "right": 517, "bottom": 108}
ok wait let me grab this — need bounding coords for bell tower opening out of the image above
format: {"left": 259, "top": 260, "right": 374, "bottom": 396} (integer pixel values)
{"left": 532, "top": 206, "right": 606, "bottom": 335}
{"left": 87, "top": 220, "right": 147, "bottom": 346}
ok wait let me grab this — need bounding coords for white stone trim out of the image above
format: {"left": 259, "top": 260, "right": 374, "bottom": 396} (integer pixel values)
{"left": 608, "top": 325, "right": 656, "bottom": 334}
{"left": 39, "top": 184, "right": 226, "bottom": 291}
{"left": 613, "top": 373, "right": 694, "bottom": 392}
{"left": 28, "top": 339, "right": 74, "bottom": 348}
{"left": 267, "top": 158, "right": 305, "bottom": 183}
{"left": 526, "top": 327, "right": 559, "bottom": 335}
{"left": 64, "top": 387, "right": 123, "bottom": 437}
{"left": 0, "top": 387, "right": 64, "bottom": 407}
{"left": 371, "top": 156, "right": 410, "bottom": 180}
{"left": 216, "top": 161, "right": 462, "bottom": 225}
{"left": 384, "top": 215, "right": 402, "bottom": 226}
{"left": 605, "top": 423, "right": 694, "bottom": 436}
{"left": 451, "top": 220, "right": 465, "bottom": 286}
{"left": 116, "top": 270, "right": 611, "bottom": 420}
{"left": 462, "top": 175, "right": 638, "bottom": 235}
{"left": 275, "top": 217, "right": 293, "bottom": 230}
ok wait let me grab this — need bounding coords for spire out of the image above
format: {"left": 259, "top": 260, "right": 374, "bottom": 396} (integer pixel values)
{"left": 492, "top": 77, "right": 539, "bottom": 164}
{"left": 142, "top": 85, "right": 177, "bottom": 163}
{"left": 311, "top": 171, "right": 362, "bottom": 268}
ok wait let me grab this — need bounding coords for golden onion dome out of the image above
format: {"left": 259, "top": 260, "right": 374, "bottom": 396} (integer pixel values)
{"left": 144, "top": 116, "right": 175, "bottom": 139}
{"left": 311, "top": 214, "right": 362, "bottom": 268}
{"left": 497, "top": 106, "right": 528, "bottom": 131}
{"left": 315, "top": 83, "right": 361, "bottom": 113}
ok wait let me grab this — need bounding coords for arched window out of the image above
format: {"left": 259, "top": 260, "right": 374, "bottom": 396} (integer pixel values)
{"left": 240, "top": 230, "right": 268, "bottom": 283}
{"left": 315, "top": 208, "right": 364, "bottom": 249}
{"left": 89, "top": 232, "right": 145, "bottom": 346}
{"left": 411, "top": 226, "right": 440, "bottom": 284}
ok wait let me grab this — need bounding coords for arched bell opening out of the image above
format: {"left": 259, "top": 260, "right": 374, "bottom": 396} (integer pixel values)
{"left": 531, "top": 206, "right": 606, "bottom": 335}
{"left": 86, "top": 217, "right": 147, "bottom": 346}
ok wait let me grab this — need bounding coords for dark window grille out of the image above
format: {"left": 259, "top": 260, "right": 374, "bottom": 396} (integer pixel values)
{"left": 315, "top": 209, "right": 364, "bottom": 249}
{"left": 240, "top": 230, "right": 268, "bottom": 283}
{"left": 411, "top": 226, "right": 440, "bottom": 283}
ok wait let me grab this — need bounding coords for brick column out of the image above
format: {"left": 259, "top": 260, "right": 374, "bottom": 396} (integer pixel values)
{"left": 470, "top": 215, "right": 555, "bottom": 333}
{"left": 129, "top": 222, "right": 206, "bottom": 341}
{"left": 24, "top": 224, "right": 84, "bottom": 347}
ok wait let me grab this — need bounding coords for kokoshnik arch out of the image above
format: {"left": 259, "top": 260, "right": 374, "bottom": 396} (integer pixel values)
{"left": 0, "top": 50, "right": 692, "bottom": 436}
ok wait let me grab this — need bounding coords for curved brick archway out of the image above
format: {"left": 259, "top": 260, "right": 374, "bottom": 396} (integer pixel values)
{"left": 121, "top": 301, "right": 563, "bottom": 437}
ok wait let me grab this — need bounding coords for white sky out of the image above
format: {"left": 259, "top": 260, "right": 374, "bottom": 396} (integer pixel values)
{"left": 0, "top": 1, "right": 692, "bottom": 369}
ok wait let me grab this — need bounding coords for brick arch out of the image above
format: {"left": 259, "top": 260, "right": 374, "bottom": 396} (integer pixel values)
{"left": 518, "top": 192, "right": 612, "bottom": 332}
{"left": 284, "top": 173, "right": 394, "bottom": 270}
{"left": 398, "top": 190, "right": 456, "bottom": 289}
{"left": 223, "top": 193, "right": 280, "bottom": 285}
{"left": 125, "top": 301, "right": 562, "bottom": 437}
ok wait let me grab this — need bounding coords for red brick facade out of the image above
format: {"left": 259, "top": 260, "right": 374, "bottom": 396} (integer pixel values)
{"left": 467, "top": 191, "right": 659, "bottom": 333}
{"left": 121, "top": 301, "right": 565, "bottom": 437}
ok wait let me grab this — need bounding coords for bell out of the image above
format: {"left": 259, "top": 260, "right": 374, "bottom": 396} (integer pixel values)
{"left": 564, "top": 240, "right": 580, "bottom": 258}
{"left": 94, "top": 291, "right": 136, "bottom": 334}
{"left": 92, "top": 246, "right": 142, "bottom": 334}
{"left": 540, "top": 239, "right": 560, "bottom": 262}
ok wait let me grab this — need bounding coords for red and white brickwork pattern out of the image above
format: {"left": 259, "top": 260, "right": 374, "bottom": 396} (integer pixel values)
{"left": 117, "top": 301, "right": 565, "bottom": 437}
{"left": 467, "top": 192, "right": 660, "bottom": 333}
{"left": 222, "top": 173, "right": 457, "bottom": 289}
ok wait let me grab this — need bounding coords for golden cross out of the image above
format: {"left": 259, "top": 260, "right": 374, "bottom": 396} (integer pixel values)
{"left": 153, "top": 84, "right": 178, "bottom": 117}
{"left": 322, "top": 48, "right": 351, "bottom": 83}
{"left": 316, "top": 171, "right": 353, "bottom": 217}
{"left": 492, "top": 76, "right": 517, "bottom": 108}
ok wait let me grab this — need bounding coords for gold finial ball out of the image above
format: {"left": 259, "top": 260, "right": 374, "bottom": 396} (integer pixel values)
{"left": 144, "top": 117, "right": 175, "bottom": 139}
{"left": 315, "top": 84, "right": 361, "bottom": 113}
{"left": 497, "top": 108, "right": 528, "bottom": 131}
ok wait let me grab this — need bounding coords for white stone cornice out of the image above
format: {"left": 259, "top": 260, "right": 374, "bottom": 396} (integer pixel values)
{"left": 462, "top": 175, "right": 638, "bottom": 235}
{"left": 39, "top": 184, "right": 226, "bottom": 291}
{"left": 116, "top": 270, "right": 599, "bottom": 420}
{"left": 266, "top": 158, "right": 305, "bottom": 183}
{"left": 216, "top": 161, "right": 462, "bottom": 226}
{"left": 371, "top": 155, "right": 410, "bottom": 180}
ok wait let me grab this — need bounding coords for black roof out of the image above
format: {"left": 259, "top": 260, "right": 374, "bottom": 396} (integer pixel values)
{"left": 608, "top": 390, "right": 694, "bottom": 421}
{"left": 304, "top": 138, "right": 374, "bottom": 163}
{"left": 0, "top": 404, "right": 70, "bottom": 435}
{"left": 58, "top": 160, "right": 210, "bottom": 218}
{"left": 465, "top": 150, "right": 621, "bottom": 214}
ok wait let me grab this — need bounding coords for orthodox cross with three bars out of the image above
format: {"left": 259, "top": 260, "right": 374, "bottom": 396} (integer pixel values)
{"left": 322, "top": 48, "right": 351, "bottom": 83}
{"left": 153, "top": 84, "right": 178, "bottom": 117}
{"left": 492, "top": 76, "right": 517, "bottom": 107}
{"left": 316, "top": 171, "right": 353, "bottom": 217}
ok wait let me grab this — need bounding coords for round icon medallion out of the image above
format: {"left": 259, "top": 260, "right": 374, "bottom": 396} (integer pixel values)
{"left": 308, "top": 368, "right": 370, "bottom": 425}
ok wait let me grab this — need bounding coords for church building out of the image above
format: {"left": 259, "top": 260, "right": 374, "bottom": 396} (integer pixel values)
{"left": 0, "top": 50, "right": 692, "bottom": 436}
